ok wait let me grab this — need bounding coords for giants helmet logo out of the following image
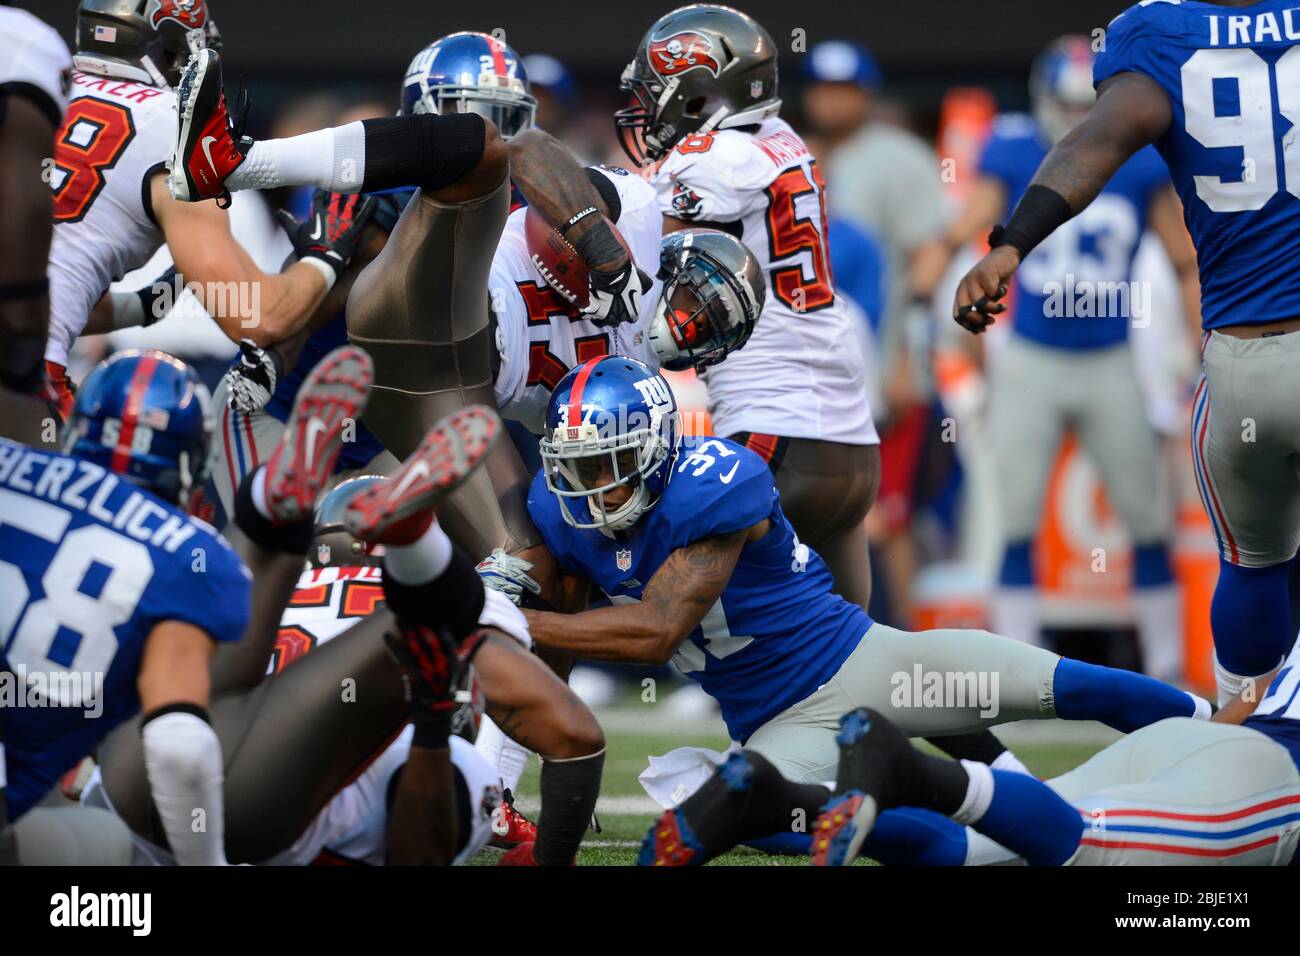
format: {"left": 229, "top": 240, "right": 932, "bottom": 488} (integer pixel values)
{"left": 147, "top": 0, "right": 208, "bottom": 31}
{"left": 648, "top": 32, "right": 722, "bottom": 79}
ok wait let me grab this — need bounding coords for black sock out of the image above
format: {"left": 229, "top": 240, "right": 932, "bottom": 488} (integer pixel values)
{"left": 680, "top": 752, "right": 828, "bottom": 858}
{"left": 360, "top": 113, "right": 486, "bottom": 193}
{"left": 380, "top": 547, "right": 485, "bottom": 642}
{"left": 534, "top": 749, "right": 605, "bottom": 865}
{"left": 924, "top": 729, "right": 1007, "bottom": 765}
{"left": 842, "top": 709, "right": 970, "bottom": 818}
{"left": 233, "top": 467, "right": 313, "bottom": 554}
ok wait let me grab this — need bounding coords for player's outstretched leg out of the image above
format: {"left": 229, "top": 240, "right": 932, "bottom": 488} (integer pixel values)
{"left": 171, "top": 49, "right": 498, "bottom": 205}
{"left": 637, "top": 751, "right": 829, "bottom": 866}
{"left": 811, "top": 708, "right": 1085, "bottom": 867}
{"left": 211, "top": 345, "right": 374, "bottom": 694}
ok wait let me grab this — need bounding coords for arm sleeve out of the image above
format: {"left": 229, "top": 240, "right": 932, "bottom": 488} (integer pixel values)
{"left": 141, "top": 709, "right": 227, "bottom": 866}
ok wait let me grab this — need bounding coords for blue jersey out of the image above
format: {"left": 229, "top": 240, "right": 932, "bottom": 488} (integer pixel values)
{"left": 979, "top": 113, "right": 1170, "bottom": 350}
{"left": 527, "top": 436, "right": 870, "bottom": 741}
{"left": 1096, "top": 0, "right": 1300, "bottom": 329}
{"left": 0, "top": 440, "right": 250, "bottom": 819}
{"left": 1244, "top": 640, "right": 1300, "bottom": 773}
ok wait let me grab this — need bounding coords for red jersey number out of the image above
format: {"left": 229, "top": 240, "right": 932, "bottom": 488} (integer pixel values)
{"left": 51, "top": 98, "right": 137, "bottom": 223}
{"left": 763, "top": 162, "right": 835, "bottom": 313}
{"left": 517, "top": 282, "right": 610, "bottom": 391}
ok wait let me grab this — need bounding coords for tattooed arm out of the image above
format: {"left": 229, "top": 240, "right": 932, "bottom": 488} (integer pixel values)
{"left": 523, "top": 523, "right": 762, "bottom": 665}
{"left": 506, "top": 129, "right": 626, "bottom": 271}
{"left": 952, "top": 72, "right": 1174, "bottom": 332}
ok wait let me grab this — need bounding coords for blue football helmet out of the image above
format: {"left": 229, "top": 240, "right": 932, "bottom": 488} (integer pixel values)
{"left": 1030, "top": 36, "right": 1096, "bottom": 145}
{"left": 540, "top": 356, "right": 681, "bottom": 533}
{"left": 400, "top": 32, "right": 536, "bottom": 139}
{"left": 64, "top": 349, "right": 214, "bottom": 507}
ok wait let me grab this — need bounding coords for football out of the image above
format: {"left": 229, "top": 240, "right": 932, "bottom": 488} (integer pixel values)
{"left": 524, "top": 207, "right": 632, "bottom": 310}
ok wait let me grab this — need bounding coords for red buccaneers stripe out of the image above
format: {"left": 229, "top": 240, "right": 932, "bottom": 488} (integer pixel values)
{"left": 745, "top": 433, "right": 780, "bottom": 463}
{"left": 567, "top": 357, "right": 600, "bottom": 427}
{"left": 111, "top": 353, "right": 159, "bottom": 474}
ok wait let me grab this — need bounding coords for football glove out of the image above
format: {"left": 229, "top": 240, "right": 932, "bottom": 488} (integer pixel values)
{"left": 276, "top": 189, "right": 378, "bottom": 280}
{"left": 475, "top": 548, "right": 542, "bottom": 607}
{"left": 223, "top": 338, "right": 281, "bottom": 414}
{"left": 384, "top": 621, "right": 460, "bottom": 747}
{"left": 582, "top": 260, "right": 653, "bottom": 328}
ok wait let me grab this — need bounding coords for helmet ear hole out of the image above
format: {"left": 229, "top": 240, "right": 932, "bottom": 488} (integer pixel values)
{"left": 684, "top": 96, "right": 707, "bottom": 118}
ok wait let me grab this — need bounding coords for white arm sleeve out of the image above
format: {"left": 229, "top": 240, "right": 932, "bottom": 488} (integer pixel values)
{"left": 141, "top": 710, "right": 228, "bottom": 866}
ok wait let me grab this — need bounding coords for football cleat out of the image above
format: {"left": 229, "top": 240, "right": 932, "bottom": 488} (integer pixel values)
{"left": 489, "top": 789, "right": 539, "bottom": 849}
{"left": 497, "top": 841, "right": 539, "bottom": 866}
{"left": 169, "top": 49, "right": 248, "bottom": 204}
{"left": 343, "top": 405, "right": 501, "bottom": 545}
{"left": 637, "top": 807, "right": 704, "bottom": 866}
{"left": 810, "top": 709, "right": 885, "bottom": 867}
{"left": 261, "top": 346, "right": 373, "bottom": 524}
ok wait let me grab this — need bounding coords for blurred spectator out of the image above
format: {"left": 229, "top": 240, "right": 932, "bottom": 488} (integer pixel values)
{"left": 523, "top": 53, "right": 578, "bottom": 135}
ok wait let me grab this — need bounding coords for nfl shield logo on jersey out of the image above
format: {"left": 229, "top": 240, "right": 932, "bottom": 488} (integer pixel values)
{"left": 317, "top": 544, "right": 332, "bottom": 565}
{"left": 616, "top": 548, "right": 632, "bottom": 572}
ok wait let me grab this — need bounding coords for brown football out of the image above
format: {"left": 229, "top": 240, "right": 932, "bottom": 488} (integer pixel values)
{"left": 524, "top": 207, "right": 632, "bottom": 310}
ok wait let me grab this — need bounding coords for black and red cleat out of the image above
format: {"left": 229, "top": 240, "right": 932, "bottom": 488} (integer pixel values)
{"left": 262, "top": 345, "right": 373, "bottom": 524}
{"left": 343, "top": 405, "right": 500, "bottom": 545}
{"left": 169, "top": 49, "right": 248, "bottom": 204}
{"left": 489, "top": 789, "right": 538, "bottom": 849}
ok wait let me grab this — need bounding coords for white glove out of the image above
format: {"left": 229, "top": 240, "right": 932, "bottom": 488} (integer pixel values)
{"left": 224, "top": 338, "right": 279, "bottom": 414}
{"left": 475, "top": 548, "right": 542, "bottom": 606}
{"left": 581, "top": 261, "right": 652, "bottom": 328}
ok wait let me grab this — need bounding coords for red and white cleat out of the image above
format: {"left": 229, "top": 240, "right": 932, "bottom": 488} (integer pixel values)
{"left": 489, "top": 790, "right": 538, "bottom": 849}
{"left": 343, "top": 405, "right": 500, "bottom": 545}
{"left": 262, "top": 346, "right": 373, "bottom": 524}
{"left": 497, "top": 841, "right": 540, "bottom": 866}
{"left": 169, "top": 48, "right": 248, "bottom": 204}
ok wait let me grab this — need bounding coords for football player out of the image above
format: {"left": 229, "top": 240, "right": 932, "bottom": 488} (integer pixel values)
{"left": 916, "top": 37, "right": 1199, "bottom": 681}
{"left": 43, "top": 0, "right": 374, "bottom": 430}
{"left": 495, "top": 355, "right": 1214, "bottom": 863}
{"left": 1, "top": 349, "right": 246, "bottom": 865}
{"left": 614, "top": 4, "right": 879, "bottom": 608}
{"left": 0, "top": 5, "right": 71, "bottom": 448}
{"left": 952, "top": 0, "right": 1300, "bottom": 706}
{"left": 806, "top": 641, "right": 1300, "bottom": 867}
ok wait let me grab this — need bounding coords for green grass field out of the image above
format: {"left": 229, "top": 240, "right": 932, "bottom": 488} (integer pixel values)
{"left": 468, "top": 710, "right": 1117, "bottom": 866}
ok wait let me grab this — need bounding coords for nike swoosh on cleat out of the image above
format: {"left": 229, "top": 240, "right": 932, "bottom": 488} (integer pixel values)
{"left": 201, "top": 135, "right": 221, "bottom": 179}
{"left": 719, "top": 461, "right": 741, "bottom": 484}
{"left": 303, "top": 417, "right": 327, "bottom": 471}
{"left": 390, "top": 460, "right": 430, "bottom": 502}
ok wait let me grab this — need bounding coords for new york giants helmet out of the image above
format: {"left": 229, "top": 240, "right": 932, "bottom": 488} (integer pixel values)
{"left": 400, "top": 32, "right": 537, "bottom": 139}
{"left": 64, "top": 350, "right": 214, "bottom": 508}
{"left": 1030, "top": 35, "right": 1096, "bottom": 145}
{"left": 540, "top": 357, "right": 681, "bottom": 533}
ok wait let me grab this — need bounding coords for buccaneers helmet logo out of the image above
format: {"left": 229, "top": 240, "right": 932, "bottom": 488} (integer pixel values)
{"left": 148, "top": 0, "right": 208, "bottom": 30}
{"left": 648, "top": 31, "right": 722, "bottom": 79}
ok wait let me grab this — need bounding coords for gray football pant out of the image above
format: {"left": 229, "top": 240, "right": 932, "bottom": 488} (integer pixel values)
{"left": 988, "top": 335, "right": 1170, "bottom": 545}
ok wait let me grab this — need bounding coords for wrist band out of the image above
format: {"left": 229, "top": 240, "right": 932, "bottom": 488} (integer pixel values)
{"left": 560, "top": 205, "right": 599, "bottom": 235}
{"left": 412, "top": 710, "right": 452, "bottom": 750}
{"left": 989, "top": 184, "right": 1073, "bottom": 260}
{"left": 573, "top": 219, "right": 625, "bottom": 271}
{"left": 299, "top": 255, "right": 338, "bottom": 293}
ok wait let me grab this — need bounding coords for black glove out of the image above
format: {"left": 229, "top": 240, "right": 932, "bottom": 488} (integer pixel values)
{"left": 224, "top": 338, "right": 282, "bottom": 414}
{"left": 383, "top": 621, "right": 459, "bottom": 749}
{"left": 276, "top": 189, "right": 378, "bottom": 279}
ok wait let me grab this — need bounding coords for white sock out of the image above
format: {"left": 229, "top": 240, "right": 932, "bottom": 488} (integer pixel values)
{"left": 991, "top": 749, "right": 1032, "bottom": 777}
{"left": 991, "top": 587, "right": 1041, "bottom": 646}
{"left": 1190, "top": 694, "right": 1212, "bottom": 720}
{"left": 951, "top": 759, "right": 995, "bottom": 826}
{"left": 228, "top": 121, "right": 367, "bottom": 194}
{"left": 474, "top": 716, "right": 531, "bottom": 793}
{"left": 383, "top": 519, "right": 453, "bottom": 585}
{"left": 1132, "top": 584, "right": 1184, "bottom": 684}
{"left": 250, "top": 466, "right": 273, "bottom": 521}
{"left": 1214, "top": 653, "right": 1284, "bottom": 709}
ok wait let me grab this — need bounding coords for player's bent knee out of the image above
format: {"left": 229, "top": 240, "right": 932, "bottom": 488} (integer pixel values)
{"left": 541, "top": 701, "right": 605, "bottom": 761}
{"left": 428, "top": 118, "right": 508, "bottom": 204}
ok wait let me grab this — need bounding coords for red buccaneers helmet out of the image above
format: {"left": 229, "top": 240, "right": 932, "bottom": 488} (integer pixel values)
{"left": 615, "top": 4, "right": 781, "bottom": 165}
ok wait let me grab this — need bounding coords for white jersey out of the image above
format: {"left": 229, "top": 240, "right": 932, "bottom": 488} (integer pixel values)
{"left": 45, "top": 71, "right": 177, "bottom": 367}
{"left": 0, "top": 7, "right": 71, "bottom": 125}
{"left": 649, "top": 118, "right": 878, "bottom": 445}
{"left": 491, "top": 165, "right": 662, "bottom": 435}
